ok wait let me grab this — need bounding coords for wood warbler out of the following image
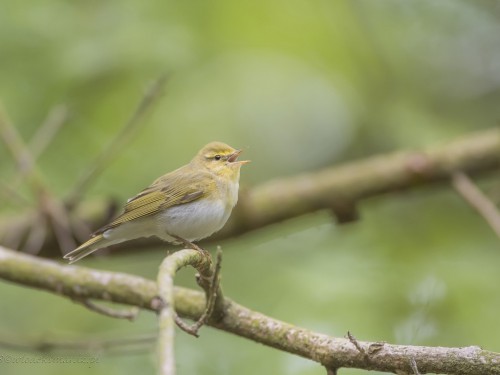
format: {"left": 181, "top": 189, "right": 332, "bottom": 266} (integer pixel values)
{"left": 64, "top": 141, "right": 249, "bottom": 264}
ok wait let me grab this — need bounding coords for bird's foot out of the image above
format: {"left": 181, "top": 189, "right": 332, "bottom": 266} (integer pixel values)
{"left": 171, "top": 235, "right": 209, "bottom": 256}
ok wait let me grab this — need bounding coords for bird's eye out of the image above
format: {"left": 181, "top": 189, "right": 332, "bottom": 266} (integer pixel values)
{"left": 214, "top": 155, "right": 221, "bottom": 161}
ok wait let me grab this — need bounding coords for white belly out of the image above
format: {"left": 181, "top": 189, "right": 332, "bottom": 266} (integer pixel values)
{"left": 156, "top": 198, "right": 231, "bottom": 242}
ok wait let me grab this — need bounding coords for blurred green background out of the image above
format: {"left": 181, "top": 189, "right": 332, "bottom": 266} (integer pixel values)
{"left": 1, "top": 0, "right": 500, "bottom": 374}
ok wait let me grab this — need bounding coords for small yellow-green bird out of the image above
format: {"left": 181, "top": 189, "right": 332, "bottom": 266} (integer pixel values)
{"left": 64, "top": 141, "right": 249, "bottom": 264}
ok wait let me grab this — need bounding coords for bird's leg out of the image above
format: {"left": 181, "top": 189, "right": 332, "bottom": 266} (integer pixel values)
{"left": 171, "top": 234, "right": 208, "bottom": 255}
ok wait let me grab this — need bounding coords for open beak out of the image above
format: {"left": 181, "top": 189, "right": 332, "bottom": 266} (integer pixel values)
{"left": 228, "top": 149, "right": 250, "bottom": 165}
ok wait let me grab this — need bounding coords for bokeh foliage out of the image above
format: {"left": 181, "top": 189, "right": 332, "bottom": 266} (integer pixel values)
{"left": 1, "top": 1, "right": 500, "bottom": 374}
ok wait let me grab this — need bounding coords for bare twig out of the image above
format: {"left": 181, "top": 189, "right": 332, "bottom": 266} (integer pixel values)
{"left": 29, "top": 105, "right": 68, "bottom": 159}
{"left": 173, "top": 315, "right": 200, "bottom": 338}
{"left": 0, "top": 182, "right": 29, "bottom": 206}
{"left": 73, "top": 298, "right": 139, "bottom": 321}
{"left": 66, "top": 75, "right": 168, "bottom": 207}
{"left": 179, "top": 248, "right": 223, "bottom": 336}
{"left": 44, "top": 198, "right": 76, "bottom": 253}
{"left": 452, "top": 171, "right": 500, "bottom": 239}
{"left": 0, "top": 104, "right": 67, "bottom": 202}
{"left": 203, "top": 247, "right": 223, "bottom": 321}
{"left": 1, "top": 213, "right": 33, "bottom": 250}
{"left": 410, "top": 358, "right": 421, "bottom": 375}
{"left": 22, "top": 212, "right": 47, "bottom": 254}
{"left": 347, "top": 331, "right": 369, "bottom": 360}
{"left": 8, "top": 105, "right": 69, "bottom": 190}
{"left": 0, "top": 103, "right": 45, "bottom": 195}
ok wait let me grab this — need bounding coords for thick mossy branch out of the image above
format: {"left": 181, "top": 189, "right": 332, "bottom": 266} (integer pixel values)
{"left": 0, "top": 246, "right": 499, "bottom": 374}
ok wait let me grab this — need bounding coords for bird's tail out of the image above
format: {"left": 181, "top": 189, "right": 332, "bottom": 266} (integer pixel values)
{"left": 63, "top": 234, "right": 118, "bottom": 264}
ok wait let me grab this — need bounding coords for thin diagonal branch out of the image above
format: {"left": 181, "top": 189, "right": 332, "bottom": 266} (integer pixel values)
{"left": 0, "top": 181, "right": 29, "bottom": 206}
{"left": 43, "top": 198, "right": 76, "bottom": 252}
{"left": 22, "top": 212, "right": 47, "bottom": 254}
{"left": 66, "top": 75, "right": 168, "bottom": 207}
{"left": 8, "top": 105, "right": 69, "bottom": 190}
{"left": 0, "top": 246, "right": 498, "bottom": 374}
{"left": 29, "top": 105, "right": 68, "bottom": 160}
{"left": 0, "top": 103, "right": 46, "bottom": 195}
{"left": 452, "top": 171, "right": 500, "bottom": 239}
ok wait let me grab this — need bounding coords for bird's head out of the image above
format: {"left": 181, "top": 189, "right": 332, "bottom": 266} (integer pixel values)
{"left": 193, "top": 141, "right": 250, "bottom": 179}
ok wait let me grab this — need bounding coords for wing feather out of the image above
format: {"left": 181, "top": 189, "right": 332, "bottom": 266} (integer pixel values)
{"left": 94, "top": 168, "right": 213, "bottom": 235}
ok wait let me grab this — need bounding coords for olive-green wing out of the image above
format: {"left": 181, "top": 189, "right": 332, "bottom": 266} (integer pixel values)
{"left": 94, "top": 169, "right": 212, "bottom": 234}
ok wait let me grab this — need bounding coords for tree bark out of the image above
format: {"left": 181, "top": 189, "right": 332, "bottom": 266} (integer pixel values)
{"left": 0, "top": 246, "right": 498, "bottom": 374}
